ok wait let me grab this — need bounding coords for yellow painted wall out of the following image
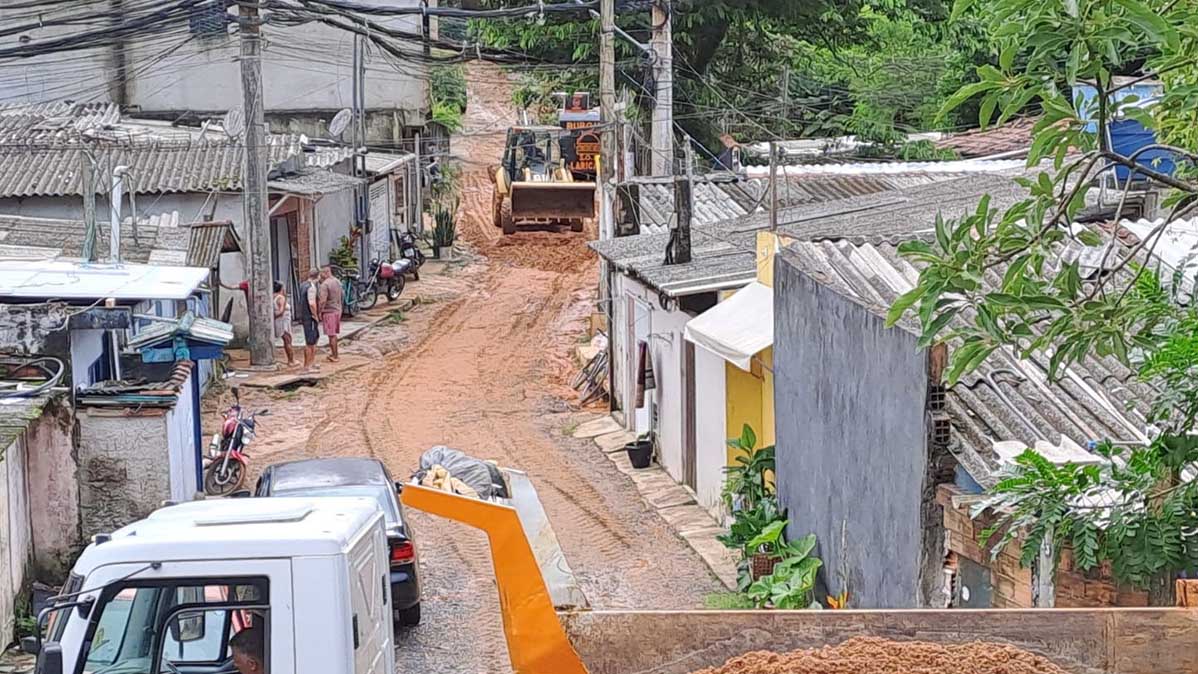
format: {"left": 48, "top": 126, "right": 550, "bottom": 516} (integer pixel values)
{"left": 756, "top": 231, "right": 794, "bottom": 288}
{"left": 725, "top": 361, "right": 763, "bottom": 465}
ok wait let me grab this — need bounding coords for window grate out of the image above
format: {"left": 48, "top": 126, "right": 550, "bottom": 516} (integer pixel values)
{"left": 189, "top": 1, "right": 230, "bottom": 37}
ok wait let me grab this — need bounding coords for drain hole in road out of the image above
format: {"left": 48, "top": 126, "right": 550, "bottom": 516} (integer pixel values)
{"left": 278, "top": 378, "right": 319, "bottom": 391}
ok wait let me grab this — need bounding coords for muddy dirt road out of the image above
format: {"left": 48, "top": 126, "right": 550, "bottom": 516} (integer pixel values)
{"left": 236, "top": 64, "right": 722, "bottom": 673}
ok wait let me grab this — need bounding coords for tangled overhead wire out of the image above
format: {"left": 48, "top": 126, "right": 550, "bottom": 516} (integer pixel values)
{"left": 0, "top": 356, "right": 66, "bottom": 399}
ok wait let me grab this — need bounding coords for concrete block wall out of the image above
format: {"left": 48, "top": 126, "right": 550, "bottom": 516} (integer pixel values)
{"left": 77, "top": 410, "right": 170, "bottom": 539}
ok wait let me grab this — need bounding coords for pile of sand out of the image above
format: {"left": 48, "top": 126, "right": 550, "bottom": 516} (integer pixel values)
{"left": 690, "top": 637, "right": 1072, "bottom": 674}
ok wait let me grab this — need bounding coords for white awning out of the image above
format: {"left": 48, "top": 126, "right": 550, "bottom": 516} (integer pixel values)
{"left": 683, "top": 281, "right": 773, "bottom": 370}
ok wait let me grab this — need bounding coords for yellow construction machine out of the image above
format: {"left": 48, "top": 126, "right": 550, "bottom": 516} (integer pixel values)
{"left": 491, "top": 126, "right": 597, "bottom": 235}
{"left": 402, "top": 468, "right": 1198, "bottom": 674}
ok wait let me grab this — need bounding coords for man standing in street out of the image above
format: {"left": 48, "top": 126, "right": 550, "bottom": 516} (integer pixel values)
{"left": 317, "top": 265, "right": 343, "bottom": 363}
{"left": 296, "top": 270, "right": 321, "bottom": 372}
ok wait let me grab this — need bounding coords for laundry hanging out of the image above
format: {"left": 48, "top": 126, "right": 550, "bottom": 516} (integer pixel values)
{"left": 635, "top": 340, "right": 655, "bottom": 408}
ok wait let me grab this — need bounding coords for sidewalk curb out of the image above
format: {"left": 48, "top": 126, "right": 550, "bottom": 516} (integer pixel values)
{"left": 578, "top": 418, "right": 738, "bottom": 590}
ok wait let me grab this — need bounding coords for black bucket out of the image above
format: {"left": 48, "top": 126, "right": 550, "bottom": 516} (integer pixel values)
{"left": 625, "top": 440, "right": 653, "bottom": 469}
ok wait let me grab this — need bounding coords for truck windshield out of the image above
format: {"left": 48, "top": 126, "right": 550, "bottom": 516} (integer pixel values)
{"left": 76, "top": 579, "right": 267, "bottom": 674}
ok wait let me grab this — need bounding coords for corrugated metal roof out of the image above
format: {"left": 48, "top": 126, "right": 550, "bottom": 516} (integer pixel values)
{"left": 268, "top": 168, "right": 364, "bottom": 196}
{"left": 0, "top": 104, "right": 354, "bottom": 198}
{"left": 187, "top": 221, "right": 240, "bottom": 268}
{"left": 742, "top": 158, "right": 1026, "bottom": 177}
{"left": 634, "top": 169, "right": 1004, "bottom": 236}
{"left": 781, "top": 236, "right": 1150, "bottom": 486}
{"left": 595, "top": 170, "right": 1039, "bottom": 295}
{"left": 128, "top": 312, "right": 233, "bottom": 349}
{"left": 0, "top": 102, "right": 121, "bottom": 143}
{"left": 76, "top": 360, "right": 193, "bottom": 408}
{"left": 364, "top": 152, "right": 415, "bottom": 175}
{"left": 0, "top": 212, "right": 191, "bottom": 265}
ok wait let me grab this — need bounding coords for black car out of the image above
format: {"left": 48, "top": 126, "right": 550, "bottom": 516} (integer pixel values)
{"left": 254, "top": 457, "right": 421, "bottom": 626}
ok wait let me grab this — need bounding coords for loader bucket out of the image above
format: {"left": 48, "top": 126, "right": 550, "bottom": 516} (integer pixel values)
{"left": 511, "top": 182, "right": 597, "bottom": 221}
{"left": 400, "top": 482, "right": 590, "bottom": 674}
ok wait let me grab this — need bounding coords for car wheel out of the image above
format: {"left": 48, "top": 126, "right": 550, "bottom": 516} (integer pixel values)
{"left": 395, "top": 603, "right": 421, "bottom": 627}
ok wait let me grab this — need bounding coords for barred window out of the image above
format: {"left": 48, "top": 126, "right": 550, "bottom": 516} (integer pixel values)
{"left": 189, "top": 1, "right": 230, "bottom": 37}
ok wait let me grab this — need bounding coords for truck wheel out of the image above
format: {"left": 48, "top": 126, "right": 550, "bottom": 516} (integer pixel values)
{"left": 570, "top": 219, "right": 584, "bottom": 233}
{"left": 396, "top": 604, "right": 421, "bottom": 627}
{"left": 500, "top": 201, "right": 516, "bottom": 235}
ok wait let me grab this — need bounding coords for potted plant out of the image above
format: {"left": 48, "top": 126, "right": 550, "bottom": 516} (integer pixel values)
{"left": 745, "top": 533, "right": 822, "bottom": 609}
{"left": 745, "top": 519, "right": 788, "bottom": 580}
{"left": 624, "top": 432, "right": 653, "bottom": 469}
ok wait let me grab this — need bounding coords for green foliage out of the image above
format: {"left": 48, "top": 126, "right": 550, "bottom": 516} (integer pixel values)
{"left": 469, "top": 0, "right": 982, "bottom": 149}
{"left": 745, "top": 534, "right": 824, "bottom": 609}
{"left": 887, "top": 0, "right": 1198, "bottom": 602}
{"left": 328, "top": 235, "right": 357, "bottom": 270}
{"left": 430, "top": 65, "right": 467, "bottom": 133}
{"left": 704, "top": 592, "right": 756, "bottom": 610}
{"left": 432, "top": 202, "right": 458, "bottom": 250}
{"left": 721, "top": 424, "right": 775, "bottom": 513}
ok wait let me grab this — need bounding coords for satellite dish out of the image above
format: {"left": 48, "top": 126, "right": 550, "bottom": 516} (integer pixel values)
{"left": 223, "top": 106, "right": 245, "bottom": 139}
{"left": 329, "top": 108, "right": 353, "bottom": 138}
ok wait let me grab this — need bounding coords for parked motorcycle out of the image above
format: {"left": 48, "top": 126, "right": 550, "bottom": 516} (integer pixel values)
{"left": 203, "top": 387, "right": 268, "bottom": 496}
{"left": 358, "top": 257, "right": 410, "bottom": 311}
{"left": 396, "top": 231, "right": 426, "bottom": 281}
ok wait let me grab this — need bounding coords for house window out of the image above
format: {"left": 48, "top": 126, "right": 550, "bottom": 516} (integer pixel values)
{"left": 189, "top": 1, "right": 229, "bottom": 37}
{"left": 88, "top": 332, "right": 116, "bottom": 385}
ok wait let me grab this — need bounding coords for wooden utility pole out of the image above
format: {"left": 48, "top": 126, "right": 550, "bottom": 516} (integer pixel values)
{"left": 781, "top": 66, "right": 790, "bottom": 123}
{"left": 599, "top": 0, "right": 617, "bottom": 242}
{"left": 769, "top": 140, "right": 779, "bottom": 231}
{"left": 81, "top": 152, "right": 98, "bottom": 262}
{"left": 239, "top": 1, "right": 275, "bottom": 367}
{"left": 650, "top": 0, "right": 673, "bottom": 177}
{"left": 1032, "top": 525, "right": 1056, "bottom": 607}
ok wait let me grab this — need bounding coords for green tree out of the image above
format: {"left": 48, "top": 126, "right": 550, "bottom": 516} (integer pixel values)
{"left": 887, "top": 0, "right": 1198, "bottom": 605}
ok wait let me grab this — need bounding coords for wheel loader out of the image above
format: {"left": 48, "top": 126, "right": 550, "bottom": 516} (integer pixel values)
{"left": 491, "top": 125, "right": 597, "bottom": 235}
{"left": 402, "top": 471, "right": 1198, "bottom": 674}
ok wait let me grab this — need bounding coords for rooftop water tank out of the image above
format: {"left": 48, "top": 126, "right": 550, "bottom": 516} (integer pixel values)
{"left": 1073, "top": 78, "right": 1175, "bottom": 182}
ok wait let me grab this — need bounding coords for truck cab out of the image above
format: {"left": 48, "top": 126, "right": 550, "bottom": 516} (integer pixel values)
{"left": 30, "top": 498, "right": 394, "bottom": 674}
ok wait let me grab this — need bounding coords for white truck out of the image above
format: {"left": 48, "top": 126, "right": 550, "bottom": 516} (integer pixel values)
{"left": 26, "top": 498, "right": 394, "bottom": 674}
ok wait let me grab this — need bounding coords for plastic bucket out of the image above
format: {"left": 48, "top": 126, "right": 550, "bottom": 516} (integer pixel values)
{"left": 625, "top": 440, "right": 653, "bottom": 469}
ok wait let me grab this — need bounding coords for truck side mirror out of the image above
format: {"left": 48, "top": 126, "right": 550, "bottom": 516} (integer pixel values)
{"left": 35, "top": 643, "right": 63, "bottom": 674}
{"left": 20, "top": 636, "right": 40, "bottom": 655}
{"left": 168, "top": 612, "right": 206, "bottom": 643}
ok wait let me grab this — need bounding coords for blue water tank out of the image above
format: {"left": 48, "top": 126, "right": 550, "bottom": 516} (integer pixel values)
{"left": 1073, "top": 80, "right": 1175, "bottom": 182}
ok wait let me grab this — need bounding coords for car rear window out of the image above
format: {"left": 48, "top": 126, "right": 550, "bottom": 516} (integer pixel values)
{"left": 273, "top": 485, "right": 400, "bottom": 524}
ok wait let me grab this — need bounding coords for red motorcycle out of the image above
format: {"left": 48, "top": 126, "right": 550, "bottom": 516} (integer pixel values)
{"left": 203, "top": 387, "right": 268, "bottom": 496}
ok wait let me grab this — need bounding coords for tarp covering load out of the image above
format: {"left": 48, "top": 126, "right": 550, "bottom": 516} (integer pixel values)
{"left": 414, "top": 446, "right": 509, "bottom": 500}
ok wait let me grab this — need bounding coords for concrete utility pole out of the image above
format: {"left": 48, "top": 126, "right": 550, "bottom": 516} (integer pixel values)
{"left": 353, "top": 34, "right": 370, "bottom": 268}
{"left": 81, "top": 152, "right": 98, "bottom": 262}
{"left": 599, "top": 0, "right": 617, "bottom": 243}
{"left": 769, "top": 140, "right": 779, "bottom": 231}
{"left": 650, "top": 0, "right": 673, "bottom": 177}
{"left": 239, "top": 1, "right": 275, "bottom": 367}
{"left": 672, "top": 144, "right": 692, "bottom": 264}
{"left": 110, "top": 166, "right": 127, "bottom": 264}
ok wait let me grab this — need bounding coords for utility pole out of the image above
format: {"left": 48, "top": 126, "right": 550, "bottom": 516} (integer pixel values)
{"left": 81, "top": 152, "right": 98, "bottom": 262}
{"left": 650, "top": 0, "right": 673, "bottom": 177}
{"left": 110, "top": 166, "right": 127, "bottom": 264}
{"left": 353, "top": 33, "right": 370, "bottom": 269}
{"left": 672, "top": 145, "right": 692, "bottom": 264}
{"left": 239, "top": 1, "right": 275, "bottom": 367}
{"left": 599, "top": 0, "right": 617, "bottom": 242}
{"left": 769, "top": 140, "right": 779, "bottom": 231}
{"left": 780, "top": 66, "right": 790, "bottom": 124}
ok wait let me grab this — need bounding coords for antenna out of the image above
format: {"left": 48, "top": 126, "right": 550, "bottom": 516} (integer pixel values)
{"left": 329, "top": 108, "right": 352, "bottom": 138}
{"left": 223, "top": 106, "right": 245, "bottom": 139}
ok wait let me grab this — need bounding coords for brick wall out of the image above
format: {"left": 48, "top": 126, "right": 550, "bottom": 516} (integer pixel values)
{"left": 938, "top": 484, "right": 1147, "bottom": 608}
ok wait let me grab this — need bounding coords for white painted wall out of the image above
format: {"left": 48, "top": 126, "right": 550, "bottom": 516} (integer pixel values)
{"left": 1, "top": 435, "right": 31, "bottom": 645}
{"left": 165, "top": 369, "right": 199, "bottom": 501}
{"left": 315, "top": 189, "right": 358, "bottom": 266}
{"left": 618, "top": 276, "right": 691, "bottom": 483}
{"left": 0, "top": 4, "right": 427, "bottom": 122}
{"left": 694, "top": 344, "right": 728, "bottom": 519}
{"left": 69, "top": 330, "right": 106, "bottom": 390}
